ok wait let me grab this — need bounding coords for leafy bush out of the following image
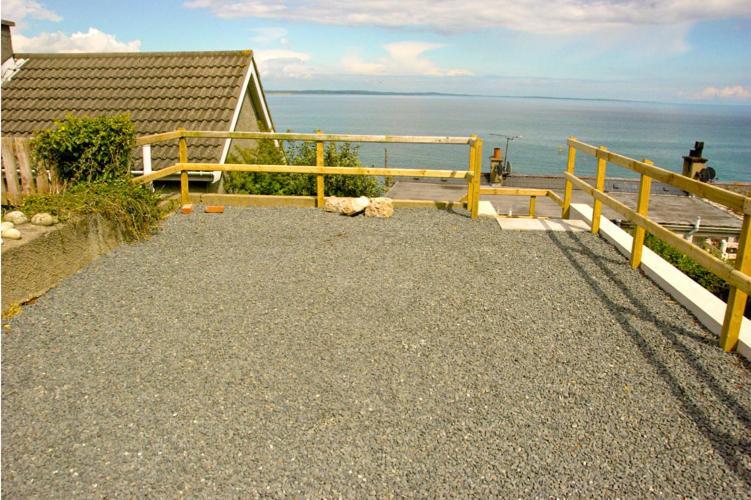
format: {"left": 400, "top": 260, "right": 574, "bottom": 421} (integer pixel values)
{"left": 644, "top": 233, "right": 729, "bottom": 295}
{"left": 31, "top": 114, "right": 136, "bottom": 184}
{"left": 225, "top": 138, "right": 383, "bottom": 198}
{"left": 19, "top": 179, "right": 164, "bottom": 241}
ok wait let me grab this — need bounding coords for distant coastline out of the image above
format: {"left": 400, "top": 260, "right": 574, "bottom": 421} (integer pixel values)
{"left": 266, "top": 89, "right": 649, "bottom": 104}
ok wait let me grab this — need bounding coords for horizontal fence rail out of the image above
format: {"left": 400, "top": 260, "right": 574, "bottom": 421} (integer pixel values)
{"left": 563, "top": 137, "right": 751, "bottom": 353}
{"left": 132, "top": 129, "right": 484, "bottom": 218}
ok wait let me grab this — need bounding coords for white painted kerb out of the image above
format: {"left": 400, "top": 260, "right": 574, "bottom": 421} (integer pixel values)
{"left": 569, "top": 203, "right": 751, "bottom": 360}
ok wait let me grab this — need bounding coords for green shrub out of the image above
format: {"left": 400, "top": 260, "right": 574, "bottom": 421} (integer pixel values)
{"left": 31, "top": 114, "right": 136, "bottom": 184}
{"left": 19, "top": 179, "right": 164, "bottom": 241}
{"left": 225, "top": 138, "right": 383, "bottom": 198}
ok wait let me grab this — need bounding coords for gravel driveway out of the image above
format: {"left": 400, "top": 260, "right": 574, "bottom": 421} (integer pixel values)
{"left": 3, "top": 207, "right": 750, "bottom": 497}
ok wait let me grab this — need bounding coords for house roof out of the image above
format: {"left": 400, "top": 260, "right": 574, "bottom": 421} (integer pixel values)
{"left": 1, "top": 50, "right": 268, "bottom": 167}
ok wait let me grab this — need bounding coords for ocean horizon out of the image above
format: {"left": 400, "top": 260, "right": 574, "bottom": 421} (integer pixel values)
{"left": 267, "top": 93, "right": 751, "bottom": 182}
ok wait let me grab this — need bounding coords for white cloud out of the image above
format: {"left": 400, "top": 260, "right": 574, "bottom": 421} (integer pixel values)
{"left": 2, "top": 0, "right": 61, "bottom": 27}
{"left": 14, "top": 28, "right": 141, "bottom": 53}
{"left": 250, "top": 27, "right": 289, "bottom": 46}
{"left": 253, "top": 49, "right": 312, "bottom": 78}
{"left": 696, "top": 85, "right": 751, "bottom": 100}
{"left": 184, "top": 0, "right": 751, "bottom": 34}
{"left": 341, "top": 41, "right": 471, "bottom": 77}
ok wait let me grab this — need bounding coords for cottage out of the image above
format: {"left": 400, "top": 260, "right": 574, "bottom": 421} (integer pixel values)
{"left": 0, "top": 20, "right": 274, "bottom": 191}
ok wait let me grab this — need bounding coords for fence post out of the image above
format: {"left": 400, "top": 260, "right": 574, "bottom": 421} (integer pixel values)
{"left": 562, "top": 136, "right": 577, "bottom": 218}
{"left": 14, "top": 137, "right": 35, "bottom": 195}
{"left": 471, "top": 137, "right": 483, "bottom": 219}
{"left": 466, "top": 136, "right": 476, "bottom": 210}
{"left": 316, "top": 130, "right": 325, "bottom": 208}
{"left": 720, "top": 213, "right": 751, "bottom": 352}
{"left": 591, "top": 146, "right": 608, "bottom": 234}
{"left": 529, "top": 196, "right": 536, "bottom": 218}
{"left": 629, "top": 159, "right": 653, "bottom": 269}
{"left": 178, "top": 128, "right": 189, "bottom": 205}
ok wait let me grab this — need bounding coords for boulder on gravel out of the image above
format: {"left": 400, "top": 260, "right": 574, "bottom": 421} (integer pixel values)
{"left": 1, "top": 221, "right": 14, "bottom": 231}
{"left": 3, "top": 211, "right": 28, "bottom": 225}
{"left": 365, "top": 197, "right": 394, "bottom": 218}
{"left": 31, "top": 213, "right": 58, "bottom": 226}
{"left": 1, "top": 227, "right": 21, "bottom": 240}
{"left": 324, "top": 196, "right": 370, "bottom": 216}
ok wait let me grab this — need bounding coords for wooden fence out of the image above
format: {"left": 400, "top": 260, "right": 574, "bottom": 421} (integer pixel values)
{"left": 133, "top": 129, "right": 486, "bottom": 218}
{"left": 1, "top": 137, "right": 62, "bottom": 205}
{"left": 562, "top": 137, "right": 751, "bottom": 353}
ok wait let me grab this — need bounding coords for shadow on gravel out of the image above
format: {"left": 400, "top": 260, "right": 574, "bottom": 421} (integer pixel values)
{"left": 547, "top": 230, "right": 751, "bottom": 488}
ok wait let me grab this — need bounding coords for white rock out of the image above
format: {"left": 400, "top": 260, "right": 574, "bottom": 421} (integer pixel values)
{"left": 365, "top": 197, "right": 394, "bottom": 218}
{"left": 3, "top": 211, "right": 28, "bottom": 225}
{"left": 1, "top": 221, "right": 14, "bottom": 231}
{"left": 1, "top": 228, "right": 21, "bottom": 240}
{"left": 31, "top": 212, "right": 58, "bottom": 226}
{"left": 324, "top": 196, "right": 370, "bottom": 216}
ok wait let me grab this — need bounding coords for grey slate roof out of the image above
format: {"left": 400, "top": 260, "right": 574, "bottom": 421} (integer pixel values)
{"left": 1, "top": 50, "right": 257, "bottom": 167}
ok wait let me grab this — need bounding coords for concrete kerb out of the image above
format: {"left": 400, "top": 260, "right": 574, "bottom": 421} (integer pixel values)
{"left": 570, "top": 202, "right": 751, "bottom": 360}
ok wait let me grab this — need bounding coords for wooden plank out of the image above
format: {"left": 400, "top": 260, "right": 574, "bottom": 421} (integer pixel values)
{"left": 173, "top": 163, "right": 471, "bottom": 179}
{"left": 546, "top": 190, "right": 564, "bottom": 207}
{"left": 1, "top": 138, "right": 21, "bottom": 205}
{"left": 189, "top": 193, "right": 317, "bottom": 208}
{"left": 562, "top": 136, "right": 577, "bottom": 218}
{"left": 131, "top": 164, "right": 181, "bottom": 184}
{"left": 134, "top": 130, "right": 183, "bottom": 146}
{"left": 35, "top": 168, "right": 50, "bottom": 194}
{"left": 630, "top": 165, "right": 653, "bottom": 269}
{"left": 569, "top": 138, "right": 749, "bottom": 214}
{"left": 564, "top": 172, "right": 751, "bottom": 295}
{"left": 392, "top": 199, "right": 465, "bottom": 210}
{"left": 479, "top": 187, "right": 550, "bottom": 197}
{"left": 720, "top": 213, "right": 751, "bottom": 352}
{"left": 181, "top": 130, "right": 472, "bottom": 145}
{"left": 180, "top": 170, "right": 189, "bottom": 206}
{"left": 316, "top": 132, "right": 324, "bottom": 208}
{"left": 14, "top": 137, "right": 35, "bottom": 195}
{"left": 466, "top": 141, "right": 476, "bottom": 209}
{"left": 591, "top": 146, "right": 608, "bottom": 235}
{"left": 529, "top": 196, "right": 537, "bottom": 218}
{"left": 178, "top": 132, "right": 189, "bottom": 205}
{"left": 470, "top": 138, "right": 483, "bottom": 219}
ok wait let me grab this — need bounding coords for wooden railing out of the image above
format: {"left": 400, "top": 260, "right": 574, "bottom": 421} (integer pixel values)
{"left": 562, "top": 137, "right": 751, "bottom": 353}
{"left": 133, "top": 129, "right": 485, "bottom": 218}
{"left": 1, "top": 137, "right": 62, "bottom": 205}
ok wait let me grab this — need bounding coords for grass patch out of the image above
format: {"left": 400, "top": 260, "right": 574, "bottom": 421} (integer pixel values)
{"left": 17, "top": 179, "right": 165, "bottom": 242}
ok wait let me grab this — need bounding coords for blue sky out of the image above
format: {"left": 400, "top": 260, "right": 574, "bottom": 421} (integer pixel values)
{"left": 4, "top": 0, "right": 751, "bottom": 103}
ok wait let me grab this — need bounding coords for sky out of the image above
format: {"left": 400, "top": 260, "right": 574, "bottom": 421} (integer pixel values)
{"left": 2, "top": 0, "right": 751, "bottom": 103}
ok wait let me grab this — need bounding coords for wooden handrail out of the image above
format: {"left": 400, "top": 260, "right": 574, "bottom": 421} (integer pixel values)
{"left": 135, "top": 129, "right": 474, "bottom": 146}
{"left": 568, "top": 138, "right": 750, "bottom": 214}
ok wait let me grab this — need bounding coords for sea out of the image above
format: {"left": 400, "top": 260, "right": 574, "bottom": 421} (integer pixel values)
{"left": 267, "top": 94, "right": 751, "bottom": 182}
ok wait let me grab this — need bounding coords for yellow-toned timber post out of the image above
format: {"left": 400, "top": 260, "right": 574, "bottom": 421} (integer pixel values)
{"left": 466, "top": 137, "right": 476, "bottom": 210}
{"left": 471, "top": 137, "right": 483, "bottom": 219}
{"left": 720, "top": 213, "right": 751, "bottom": 351}
{"left": 178, "top": 128, "right": 189, "bottom": 205}
{"left": 562, "top": 136, "right": 577, "bottom": 218}
{"left": 629, "top": 160, "right": 653, "bottom": 269}
{"left": 529, "top": 196, "right": 537, "bottom": 218}
{"left": 591, "top": 146, "right": 608, "bottom": 234}
{"left": 316, "top": 130, "right": 325, "bottom": 208}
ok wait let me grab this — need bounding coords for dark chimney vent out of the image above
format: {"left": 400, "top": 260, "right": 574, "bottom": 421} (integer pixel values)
{"left": 2, "top": 20, "right": 15, "bottom": 65}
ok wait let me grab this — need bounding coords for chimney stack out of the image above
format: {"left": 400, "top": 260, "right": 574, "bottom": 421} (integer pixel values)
{"left": 2, "top": 20, "right": 15, "bottom": 65}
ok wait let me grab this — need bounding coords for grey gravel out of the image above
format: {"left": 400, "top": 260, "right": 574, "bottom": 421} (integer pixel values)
{"left": 3, "top": 207, "right": 750, "bottom": 497}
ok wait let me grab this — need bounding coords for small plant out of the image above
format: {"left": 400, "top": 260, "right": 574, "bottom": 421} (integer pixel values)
{"left": 31, "top": 114, "right": 136, "bottom": 184}
{"left": 19, "top": 179, "right": 164, "bottom": 241}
